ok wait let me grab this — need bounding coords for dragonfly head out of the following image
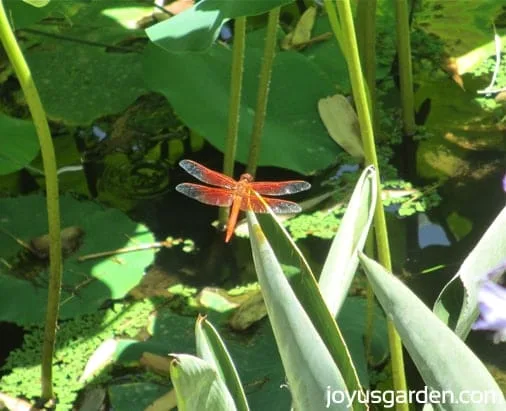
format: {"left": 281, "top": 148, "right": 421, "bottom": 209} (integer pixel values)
{"left": 239, "top": 173, "right": 254, "bottom": 182}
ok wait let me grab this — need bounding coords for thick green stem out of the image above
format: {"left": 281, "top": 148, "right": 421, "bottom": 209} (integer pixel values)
{"left": 394, "top": 0, "right": 416, "bottom": 136}
{"left": 331, "top": 1, "right": 408, "bottom": 408}
{"left": 246, "top": 7, "right": 280, "bottom": 177}
{"left": 0, "top": 2, "right": 62, "bottom": 402}
{"left": 323, "top": 1, "right": 346, "bottom": 60}
{"left": 356, "top": 0, "right": 379, "bottom": 363}
{"left": 356, "top": 0, "right": 378, "bottom": 132}
{"left": 219, "top": 17, "right": 246, "bottom": 227}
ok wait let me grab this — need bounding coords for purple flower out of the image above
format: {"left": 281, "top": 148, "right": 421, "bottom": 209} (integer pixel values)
{"left": 503, "top": 173, "right": 506, "bottom": 192}
{"left": 472, "top": 261, "right": 506, "bottom": 343}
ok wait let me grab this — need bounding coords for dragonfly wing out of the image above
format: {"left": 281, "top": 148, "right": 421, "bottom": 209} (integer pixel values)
{"left": 240, "top": 194, "right": 303, "bottom": 214}
{"left": 179, "top": 160, "right": 236, "bottom": 189}
{"left": 176, "top": 183, "right": 234, "bottom": 207}
{"left": 249, "top": 180, "right": 310, "bottom": 196}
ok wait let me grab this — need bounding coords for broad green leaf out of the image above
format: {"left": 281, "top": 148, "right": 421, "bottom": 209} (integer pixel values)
{"left": 360, "top": 253, "right": 505, "bottom": 410}
{"left": 318, "top": 95, "right": 364, "bottom": 159}
{"left": 0, "top": 195, "right": 155, "bottom": 325}
{"left": 143, "top": 43, "right": 342, "bottom": 175}
{"left": 21, "top": 2, "right": 148, "bottom": 125}
{"left": 319, "top": 166, "right": 376, "bottom": 315}
{"left": 4, "top": 0, "right": 66, "bottom": 28}
{"left": 170, "top": 354, "right": 236, "bottom": 411}
{"left": 247, "top": 211, "right": 349, "bottom": 411}
{"left": 146, "top": 0, "right": 294, "bottom": 52}
{"left": 434, "top": 205, "right": 506, "bottom": 338}
{"left": 196, "top": 317, "right": 249, "bottom": 411}
{"left": 0, "top": 113, "right": 39, "bottom": 175}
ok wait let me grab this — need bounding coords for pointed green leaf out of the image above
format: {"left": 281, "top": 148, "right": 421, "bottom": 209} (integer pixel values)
{"left": 319, "top": 166, "right": 376, "bottom": 316}
{"left": 254, "top": 208, "right": 366, "bottom": 407}
{"left": 196, "top": 316, "right": 249, "bottom": 411}
{"left": 247, "top": 212, "right": 349, "bottom": 410}
{"left": 170, "top": 354, "right": 236, "bottom": 411}
{"left": 434, "top": 205, "right": 506, "bottom": 338}
{"left": 360, "top": 253, "right": 505, "bottom": 410}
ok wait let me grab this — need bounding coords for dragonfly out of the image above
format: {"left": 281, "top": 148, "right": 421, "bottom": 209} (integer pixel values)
{"left": 176, "top": 159, "right": 311, "bottom": 242}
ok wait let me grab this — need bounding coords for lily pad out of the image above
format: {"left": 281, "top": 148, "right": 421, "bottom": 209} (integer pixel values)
{"left": 415, "top": 0, "right": 506, "bottom": 75}
{"left": 0, "top": 194, "right": 155, "bottom": 325}
{"left": 19, "top": 2, "right": 149, "bottom": 125}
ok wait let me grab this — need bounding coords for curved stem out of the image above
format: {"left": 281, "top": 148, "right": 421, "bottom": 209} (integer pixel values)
{"left": 246, "top": 7, "right": 280, "bottom": 177}
{"left": 219, "top": 17, "right": 246, "bottom": 228}
{"left": 0, "top": 1, "right": 62, "bottom": 402}
{"left": 331, "top": 1, "right": 408, "bottom": 408}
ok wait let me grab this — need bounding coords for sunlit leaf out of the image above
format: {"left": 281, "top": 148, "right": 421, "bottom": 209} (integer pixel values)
{"left": 247, "top": 211, "right": 349, "bottom": 410}
{"left": 170, "top": 354, "right": 236, "bottom": 411}
{"left": 434, "top": 205, "right": 506, "bottom": 338}
{"left": 360, "top": 253, "right": 505, "bottom": 411}
{"left": 196, "top": 316, "right": 249, "bottom": 411}
{"left": 146, "top": 0, "right": 294, "bottom": 52}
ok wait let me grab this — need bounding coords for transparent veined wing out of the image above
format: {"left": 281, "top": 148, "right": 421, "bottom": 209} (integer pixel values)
{"left": 249, "top": 180, "right": 310, "bottom": 196}
{"left": 179, "top": 160, "right": 237, "bottom": 189}
{"left": 176, "top": 183, "right": 234, "bottom": 207}
{"left": 240, "top": 193, "right": 303, "bottom": 214}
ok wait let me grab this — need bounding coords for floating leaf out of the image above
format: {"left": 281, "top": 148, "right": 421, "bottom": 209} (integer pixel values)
{"left": 0, "top": 195, "right": 155, "bottom": 325}
{"left": 20, "top": 2, "right": 148, "bottom": 125}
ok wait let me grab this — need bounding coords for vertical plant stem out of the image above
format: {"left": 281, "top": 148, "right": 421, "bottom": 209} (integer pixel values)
{"left": 356, "top": 0, "right": 379, "bottom": 362}
{"left": 0, "top": 2, "right": 62, "bottom": 402}
{"left": 394, "top": 0, "right": 416, "bottom": 136}
{"left": 219, "top": 17, "right": 246, "bottom": 227}
{"left": 323, "top": 1, "right": 346, "bottom": 59}
{"left": 332, "top": 1, "right": 408, "bottom": 408}
{"left": 356, "top": 0, "right": 378, "bottom": 132}
{"left": 246, "top": 7, "right": 280, "bottom": 177}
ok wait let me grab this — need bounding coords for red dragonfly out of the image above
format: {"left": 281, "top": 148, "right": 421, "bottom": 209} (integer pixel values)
{"left": 176, "top": 160, "right": 311, "bottom": 242}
